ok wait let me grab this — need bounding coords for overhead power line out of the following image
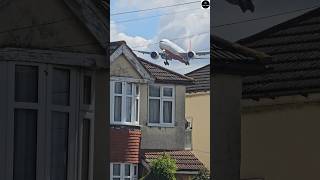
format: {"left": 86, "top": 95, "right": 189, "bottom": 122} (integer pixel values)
{"left": 213, "top": 4, "right": 320, "bottom": 28}
{"left": 111, "top": 1, "right": 199, "bottom": 16}
{"left": 111, "top": 7, "right": 202, "bottom": 24}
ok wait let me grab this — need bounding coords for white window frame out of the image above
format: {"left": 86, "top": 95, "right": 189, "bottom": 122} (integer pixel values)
{"left": 110, "top": 81, "right": 140, "bottom": 126}
{"left": 110, "top": 163, "right": 138, "bottom": 180}
{"left": 148, "top": 84, "right": 175, "bottom": 127}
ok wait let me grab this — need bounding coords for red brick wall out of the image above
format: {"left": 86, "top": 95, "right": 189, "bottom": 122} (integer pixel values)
{"left": 110, "top": 127, "right": 141, "bottom": 163}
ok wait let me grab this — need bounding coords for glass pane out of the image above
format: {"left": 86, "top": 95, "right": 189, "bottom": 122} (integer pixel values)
{"left": 114, "top": 96, "right": 122, "bottom": 122}
{"left": 149, "top": 99, "right": 160, "bottom": 123}
{"left": 135, "top": 85, "right": 139, "bottom": 96}
{"left": 81, "top": 119, "right": 90, "bottom": 180}
{"left": 13, "top": 109, "right": 37, "bottom": 180}
{"left": 83, "top": 76, "right": 92, "bottom": 105}
{"left": 124, "top": 164, "right": 130, "bottom": 176}
{"left": 134, "top": 165, "right": 138, "bottom": 176}
{"left": 112, "top": 164, "right": 120, "bottom": 176}
{"left": 126, "top": 97, "right": 132, "bottom": 122}
{"left": 113, "top": 178, "right": 120, "bottom": 180}
{"left": 163, "top": 101, "right": 172, "bottom": 123}
{"left": 114, "top": 82, "right": 122, "bottom": 94}
{"left": 126, "top": 83, "right": 132, "bottom": 95}
{"left": 50, "top": 112, "right": 69, "bottom": 180}
{"left": 163, "top": 87, "right": 173, "bottom": 97}
{"left": 124, "top": 178, "right": 130, "bottom": 180}
{"left": 15, "top": 65, "right": 38, "bottom": 103}
{"left": 135, "top": 99, "right": 139, "bottom": 122}
{"left": 52, "top": 68, "right": 70, "bottom": 106}
{"left": 149, "top": 85, "right": 160, "bottom": 97}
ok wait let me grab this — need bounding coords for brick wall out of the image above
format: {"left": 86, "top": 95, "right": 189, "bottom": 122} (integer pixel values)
{"left": 110, "top": 127, "right": 141, "bottom": 163}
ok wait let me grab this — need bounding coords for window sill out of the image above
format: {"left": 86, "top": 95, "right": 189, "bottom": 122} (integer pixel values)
{"left": 110, "top": 122, "right": 140, "bottom": 127}
{"left": 147, "top": 123, "right": 175, "bottom": 128}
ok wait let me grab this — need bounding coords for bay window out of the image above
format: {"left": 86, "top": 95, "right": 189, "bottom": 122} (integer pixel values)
{"left": 111, "top": 81, "right": 139, "bottom": 125}
{"left": 110, "top": 163, "right": 138, "bottom": 180}
{"left": 148, "top": 85, "right": 175, "bottom": 126}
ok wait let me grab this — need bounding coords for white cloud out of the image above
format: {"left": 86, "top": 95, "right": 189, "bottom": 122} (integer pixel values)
{"left": 110, "top": 21, "right": 152, "bottom": 50}
{"left": 110, "top": 0, "right": 210, "bottom": 74}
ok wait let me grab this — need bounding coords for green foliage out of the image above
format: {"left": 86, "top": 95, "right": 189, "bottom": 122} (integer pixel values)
{"left": 141, "top": 153, "right": 177, "bottom": 180}
{"left": 192, "top": 168, "right": 210, "bottom": 180}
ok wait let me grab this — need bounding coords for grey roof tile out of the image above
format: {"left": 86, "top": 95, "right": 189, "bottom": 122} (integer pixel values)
{"left": 238, "top": 7, "right": 320, "bottom": 99}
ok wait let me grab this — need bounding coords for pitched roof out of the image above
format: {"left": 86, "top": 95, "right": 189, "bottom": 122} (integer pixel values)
{"left": 185, "top": 35, "right": 269, "bottom": 93}
{"left": 185, "top": 65, "right": 210, "bottom": 93}
{"left": 139, "top": 58, "right": 193, "bottom": 85}
{"left": 142, "top": 151, "right": 206, "bottom": 171}
{"left": 110, "top": 41, "right": 126, "bottom": 54}
{"left": 110, "top": 41, "right": 193, "bottom": 85}
{"left": 238, "top": 7, "right": 320, "bottom": 99}
{"left": 211, "top": 35, "right": 270, "bottom": 75}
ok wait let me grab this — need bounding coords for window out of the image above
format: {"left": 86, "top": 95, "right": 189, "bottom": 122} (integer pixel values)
{"left": 81, "top": 119, "right": 91, "bottom": 180}
{"left": 13, "top": 109, "right": 37, "bottom": 180}
{"left": 83, "top": 76, "right": 92, "bottom": 105}
{"left": 50, "top": 112, "right": 69, "bottom": 180}
{"left": 111, "top": 81, "right": 139, "bottom": 125}
{"left": 148, "top": 85, "right": 175, "bottom": 126}
{"left": 110, "top": 163, "right": 138, "bottom": 180}
{"left": 52, "top": 68, "right": 70, "bottom": 106}
{"left": 15, "top": 65, "right": 38, "bottom": 103}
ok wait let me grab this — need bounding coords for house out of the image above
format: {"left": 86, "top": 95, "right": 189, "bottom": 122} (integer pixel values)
{"left": 109, "top": 41, "right": 206, "bottom": 180}
{"left": 238, "top": 7, "right": 320, "bottom": 180}
{"left": 188, "top": 8, "right": 320, "bottom": 180}
{"left": 185, "top": 35, "right": 269, "bottom": 179}
{"left": 0, "top": 0, "right": 109, "bottom": 180}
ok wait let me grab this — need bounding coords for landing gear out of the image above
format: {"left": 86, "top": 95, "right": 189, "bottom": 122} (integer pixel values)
{"left": 164, "top": 61, "right": 169, "bottom": 65}
{"left": 185, "top": 61, "right": 190, "bottom": 65}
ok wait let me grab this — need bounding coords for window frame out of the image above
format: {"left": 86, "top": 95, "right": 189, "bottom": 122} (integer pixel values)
{"left": 6, "top": 62, "right": 80, "bottom": 180}
{"left": 110, "top": 81, "right": 140, "bottom": 126}
{"left": 110, "top": 163, "right": 138, "bottom": 180}
{"left": 148, "top": 84, "right": 175, "bottom": 127}
{"left": 78, "top": 70, "right": 95, "bottom": 180}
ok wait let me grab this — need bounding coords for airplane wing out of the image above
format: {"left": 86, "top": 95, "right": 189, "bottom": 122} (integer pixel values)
{"left": 133, "top": 50, "right": 168, "bottom": 60}
{"left": 133, "top": 50, "right": 152, "bottom": 55}
{"left": 195, "top": 51, "right": 210, "bottom": 56}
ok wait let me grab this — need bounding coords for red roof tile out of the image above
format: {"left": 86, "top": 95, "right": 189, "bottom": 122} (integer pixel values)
{"left": 142, "top": 150, "right": 206, "bottom": 171}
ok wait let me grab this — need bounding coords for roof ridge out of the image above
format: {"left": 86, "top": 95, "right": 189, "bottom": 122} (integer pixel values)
{"left": 238, "top": 7, "right": 320, "bottom": 44}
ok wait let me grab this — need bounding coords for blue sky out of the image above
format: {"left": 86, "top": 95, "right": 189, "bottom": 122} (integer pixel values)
{"left": 110, "top": 0, "right": 210, "bottom": 74}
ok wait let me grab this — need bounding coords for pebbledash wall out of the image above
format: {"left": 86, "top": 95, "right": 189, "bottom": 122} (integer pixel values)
{"left": 140, "top": 84, "right": 186, "bottom": 150}
{"left": 241, "top": 94, "right": 320, "bottom": 180}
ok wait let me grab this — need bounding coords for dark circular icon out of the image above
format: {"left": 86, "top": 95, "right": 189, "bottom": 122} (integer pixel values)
{"left": 202, "top": 0, "right": 210, "bottom": 9}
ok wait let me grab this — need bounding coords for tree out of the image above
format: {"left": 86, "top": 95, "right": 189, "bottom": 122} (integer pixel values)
{"left": 192, "top": 168, "right": 211, "bottom": 180}
{"left": 141, "top": 153, "right": 177, "bottom": 180}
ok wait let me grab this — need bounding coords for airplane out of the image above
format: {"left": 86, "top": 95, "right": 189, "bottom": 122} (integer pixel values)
{"left": 133, "top": 39, "right": 210, "bottom": 65}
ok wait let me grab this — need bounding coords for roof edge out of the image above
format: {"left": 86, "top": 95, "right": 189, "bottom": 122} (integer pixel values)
{"left": 237, "top": 7, "right": 320, "bottom": 44}
{"left": 213, "top": 35, "right": 271, "bottom": 61}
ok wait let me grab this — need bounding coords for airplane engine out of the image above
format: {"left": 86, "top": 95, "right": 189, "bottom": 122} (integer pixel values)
{"left": 150, "top": 51, "right": 159, "bottom": 59}
{"left": 187, "top": 51, "right": 195, "bottom": 58}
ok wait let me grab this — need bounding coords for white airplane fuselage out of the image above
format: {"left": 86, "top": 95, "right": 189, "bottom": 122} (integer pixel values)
{"left": 159, "top": 39, "right": 188, "bottom": 63}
